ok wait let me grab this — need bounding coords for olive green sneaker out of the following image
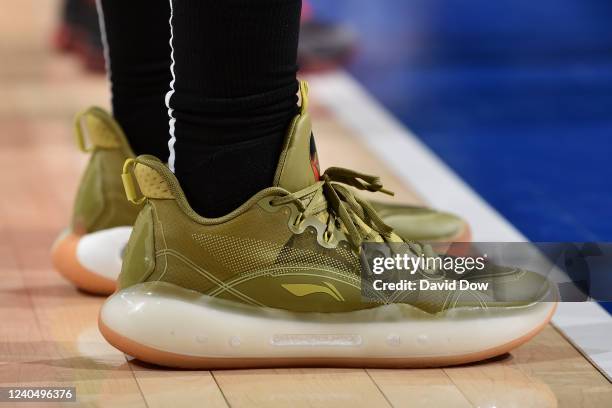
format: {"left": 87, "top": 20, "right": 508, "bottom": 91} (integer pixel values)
{"left": 99, "top": 82, "right": 556, "bottom": 369}
{"left": 371, "top": 201, "right": 470, "bottom": 243}
{"left": 51, "top": 109, "right": 472, "bottom": 296}
{"left": 51, "top": 107, "right": 140, "bottom": 294}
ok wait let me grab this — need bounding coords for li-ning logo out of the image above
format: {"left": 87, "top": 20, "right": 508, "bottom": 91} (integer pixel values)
{"left": 281, "top": 282, "right": 345, "bottom": 302}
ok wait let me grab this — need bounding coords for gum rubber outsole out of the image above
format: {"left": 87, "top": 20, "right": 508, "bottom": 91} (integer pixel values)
{"left": 98, "top": 301, "right": 557, "bottom": 370}
{"left": 52, "top": 232, "right": 116, "bottom": 295}
{"left": 450, "top": 221, "right": 472, "bottom": 243}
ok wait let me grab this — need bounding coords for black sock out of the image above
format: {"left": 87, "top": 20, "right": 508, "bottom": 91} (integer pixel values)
{"left": 168, "top": 0, "right": 301, "bottom": 217}
{"left": 97, "top": 0, "right": 301, "bottom": 217}
{"left": 98, "top": 0, "right": 172, "bottom": 161}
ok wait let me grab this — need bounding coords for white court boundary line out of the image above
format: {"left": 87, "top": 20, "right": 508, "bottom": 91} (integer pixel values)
{"left": 309, "top": 71, "right": 612, "bottom": 382}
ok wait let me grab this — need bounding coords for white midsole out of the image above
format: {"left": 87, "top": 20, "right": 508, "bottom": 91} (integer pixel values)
{"left": 76, "top": 226, "right": 133, "bottom": 280}
{"left": 100, "top": 282, "right": 555, "bottom": 359}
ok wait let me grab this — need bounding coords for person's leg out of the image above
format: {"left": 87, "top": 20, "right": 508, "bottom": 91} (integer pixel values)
{"left": 53, "top": 0, "right": 172, "bottom": 293}
{"left": 54, "top": 0, "right": 474, "bottom": 298}
{"left": 167, "top": 0, "right": 301, "bottom": 217}
{"left": 98, "top": 0, "right": 554, "bottom": 368}
{"left": 96, "top": 0, "right": 171, "bottom": 160}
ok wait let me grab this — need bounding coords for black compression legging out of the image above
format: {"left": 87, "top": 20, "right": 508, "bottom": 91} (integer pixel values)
{"left": 97, "top": 0, "right": 301, "bottom": 217}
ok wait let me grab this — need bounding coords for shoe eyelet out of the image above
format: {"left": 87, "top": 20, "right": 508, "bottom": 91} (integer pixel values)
{"left": 293, "top": 213, "right": 304, "bottom": 228}
{"left": 262, "top": 196, "right": 284, "bottom": 213}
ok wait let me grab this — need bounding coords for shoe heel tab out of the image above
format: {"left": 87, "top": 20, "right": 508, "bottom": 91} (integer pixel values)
{"left": 122, "top": 156, "right": 176, "bottom": 204}
{"left": 74, "top": 107, "right": 132, "bottom": 154}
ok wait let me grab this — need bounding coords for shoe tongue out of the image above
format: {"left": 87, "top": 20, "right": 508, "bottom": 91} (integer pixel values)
{"left": 273, "top": 112, "right": 321, "bottom": 192}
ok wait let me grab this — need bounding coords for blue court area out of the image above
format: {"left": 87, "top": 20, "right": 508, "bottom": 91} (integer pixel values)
{"left": 310, "top": 0, "right": 612, "bottom": 311}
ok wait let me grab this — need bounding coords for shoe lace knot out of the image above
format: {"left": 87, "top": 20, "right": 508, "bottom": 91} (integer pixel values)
{"left": 272, "top": 166, "right": 398, "bottom": 249}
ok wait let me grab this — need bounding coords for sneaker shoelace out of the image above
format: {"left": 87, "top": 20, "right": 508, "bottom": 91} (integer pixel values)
{"left": 271, "top": 167, "right": 406, "bottom": 250}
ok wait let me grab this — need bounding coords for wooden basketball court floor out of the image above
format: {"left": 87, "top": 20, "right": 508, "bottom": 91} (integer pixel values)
{"left": 1, "top": 1, "right": 611, "bottom": 407}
